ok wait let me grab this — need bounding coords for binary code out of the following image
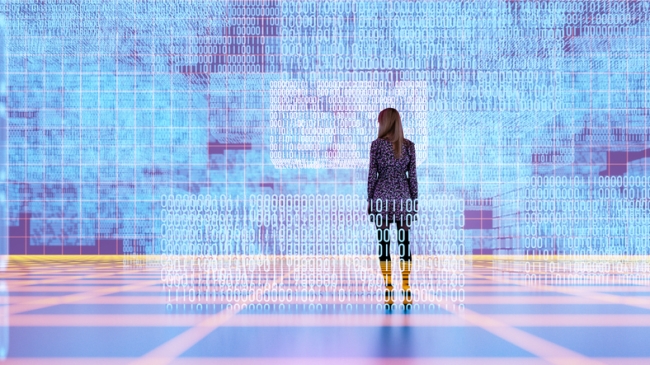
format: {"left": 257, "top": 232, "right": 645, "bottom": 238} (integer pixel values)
{"left": 269, "top": 80, "right": 428, "bottom": 169}
{"left": 492, "top": 256, "right": 650, "bottom": 288}
{"left": 158, "top": 193, "right": 466, "bottom": 310}
{"left": 1, "top": 0, "right": 650, "bottom": 260}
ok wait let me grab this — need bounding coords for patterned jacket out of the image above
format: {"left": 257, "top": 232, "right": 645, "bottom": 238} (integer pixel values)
{"left": 367, "top": 138, "right": 418, "bottom": 220}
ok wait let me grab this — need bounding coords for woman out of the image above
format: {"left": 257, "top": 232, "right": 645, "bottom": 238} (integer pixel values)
{"left": 367, "top": 108, "right": 418, "bottom": 308}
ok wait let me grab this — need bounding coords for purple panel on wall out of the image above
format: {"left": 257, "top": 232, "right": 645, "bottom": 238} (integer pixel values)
{"left": 464, "top": 209, "right": 493, "bottom": 230}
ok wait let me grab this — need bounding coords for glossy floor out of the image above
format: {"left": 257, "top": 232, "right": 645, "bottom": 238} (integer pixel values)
{"left": 1, "top": 255, "right": 649, "bottom": 364}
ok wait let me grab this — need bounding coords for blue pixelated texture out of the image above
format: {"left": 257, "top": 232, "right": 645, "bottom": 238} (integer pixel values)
{"left": 3, "top": 0, "right": 650, "bottom": 254}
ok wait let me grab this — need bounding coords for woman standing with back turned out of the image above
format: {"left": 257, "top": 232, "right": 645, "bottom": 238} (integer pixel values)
{"left": 367, "top": 108, "right": 418, "bottom": 309}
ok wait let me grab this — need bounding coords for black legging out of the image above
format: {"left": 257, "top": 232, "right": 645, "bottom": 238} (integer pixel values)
{"left": 375, "top": 218, "right": 412, "bottom": 262}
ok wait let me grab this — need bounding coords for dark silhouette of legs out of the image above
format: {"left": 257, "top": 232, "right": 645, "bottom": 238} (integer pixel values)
{"left": 376, "top": 217, "right": 393, "bottom": 307}
{"left": 397, "top": 220, "right": 412, "bottom": 307}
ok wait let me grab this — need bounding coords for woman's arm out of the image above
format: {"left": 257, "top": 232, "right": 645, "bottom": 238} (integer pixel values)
{"left": 407, "top": 142, "right": 418, "bottom": 202}
{"left": 367, "top": 140, "right": 379, "bottom": 209}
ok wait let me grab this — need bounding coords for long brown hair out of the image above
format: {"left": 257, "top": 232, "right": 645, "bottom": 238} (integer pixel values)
{"left": 377, "top": 108, "right": 404, "bottom": 159}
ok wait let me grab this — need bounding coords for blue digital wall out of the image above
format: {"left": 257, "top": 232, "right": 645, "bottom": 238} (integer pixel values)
{"left": 3, "top": 0, "right": 650, "bottom": 256}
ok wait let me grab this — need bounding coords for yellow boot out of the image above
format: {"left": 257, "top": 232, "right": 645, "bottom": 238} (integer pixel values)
{"left": 380, "top": 260, "right": 393, "bottom": 306}
{"left": 400, "top": 261, "right": 412, "bottom": 307}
